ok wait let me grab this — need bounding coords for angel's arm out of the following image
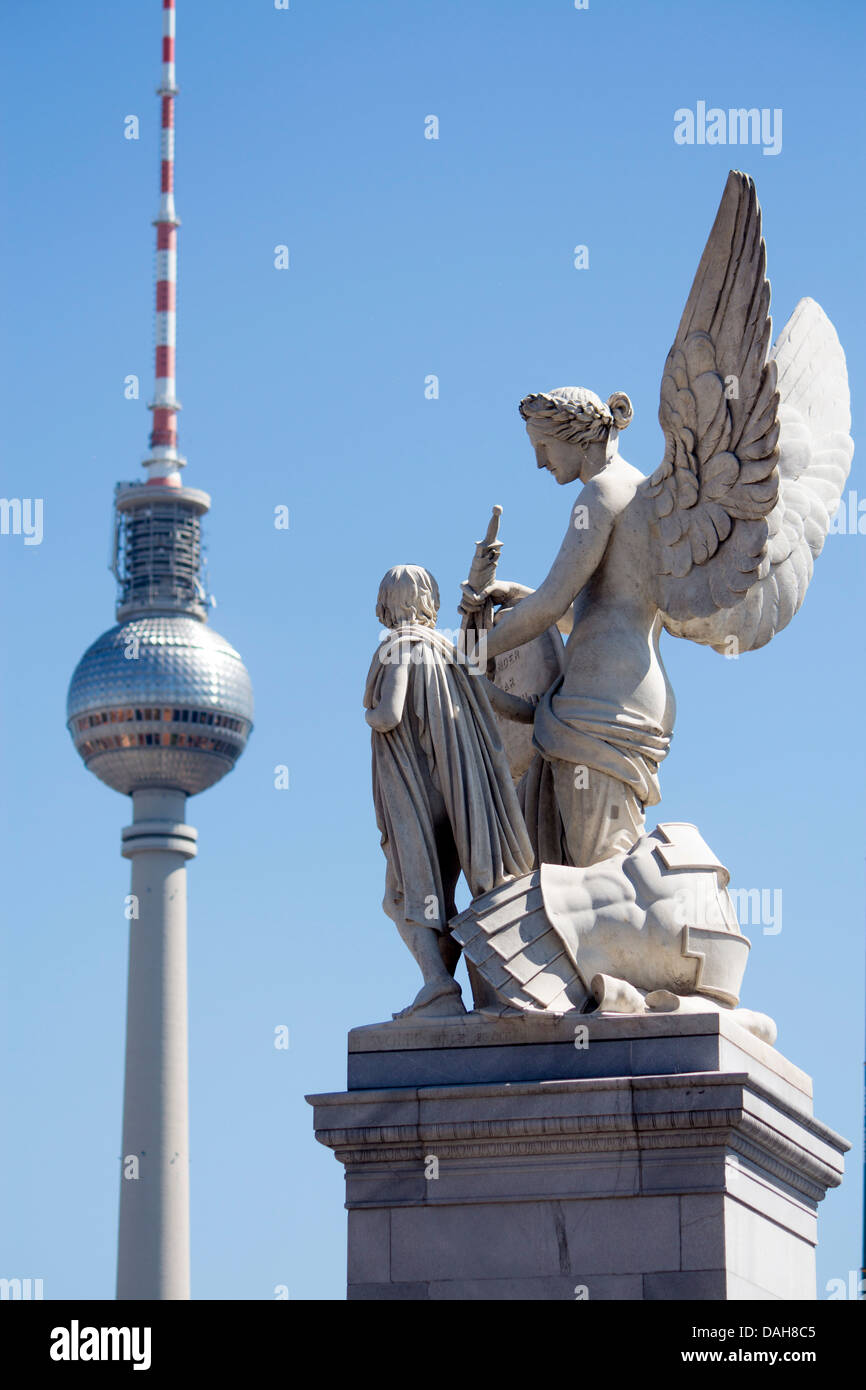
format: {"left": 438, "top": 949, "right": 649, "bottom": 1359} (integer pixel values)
{"left": 484, "top": 479, "right": 617, "bottom": 660}
{"left": 365, "top": 641, "right": 410, "bottom": 732}
{"left": 485, "top": 580, "right": 573, "bottom": 636}
{"left": 483, "top": 679, "right": 537, "bottom": 724}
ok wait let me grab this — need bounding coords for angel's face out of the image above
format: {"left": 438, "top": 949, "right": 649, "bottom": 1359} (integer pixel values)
{"left": 527, "top": 424, "right": 585, "bottom": 485}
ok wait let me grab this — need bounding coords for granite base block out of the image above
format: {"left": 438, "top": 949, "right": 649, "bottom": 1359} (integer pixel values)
{"left": 307, "top": 1012, "right": 848, "bottom": 1301}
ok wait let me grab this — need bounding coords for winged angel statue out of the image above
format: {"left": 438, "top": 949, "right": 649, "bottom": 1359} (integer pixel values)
{"left": 474, "top": 170, "right": 853, "bottom": 872}
{"left": 368, "top": 172, "right": 852, "bottom": 1030}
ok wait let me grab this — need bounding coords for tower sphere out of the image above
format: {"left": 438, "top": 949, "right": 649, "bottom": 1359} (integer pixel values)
{"left": 67, "top": 616, "right": 254, "bottom": 796}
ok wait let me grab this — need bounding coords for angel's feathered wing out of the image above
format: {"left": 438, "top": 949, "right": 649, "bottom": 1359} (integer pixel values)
{"left": 642, "top": 170, "right": 853, "bottom": 653}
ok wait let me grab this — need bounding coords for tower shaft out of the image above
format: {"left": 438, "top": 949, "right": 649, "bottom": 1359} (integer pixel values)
{"left": 117, "top": 789, "right": 195, "bottom": 1300}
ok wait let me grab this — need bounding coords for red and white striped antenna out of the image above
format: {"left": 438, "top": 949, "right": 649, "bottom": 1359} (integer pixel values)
{"left": 145, "top": 0, "right": 183, "bottom": 485}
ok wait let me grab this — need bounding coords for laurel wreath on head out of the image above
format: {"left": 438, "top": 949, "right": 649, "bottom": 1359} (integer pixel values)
{"left": 519, "top": 388, "right": 633, "bottom": 445}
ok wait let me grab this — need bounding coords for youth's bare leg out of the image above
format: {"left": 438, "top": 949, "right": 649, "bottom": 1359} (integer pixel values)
{"left": 438, "top": 931, "right": 461, "bottom": 977}
{"left": 393, "top": 810, "right": 465, "bottom": 1018}
{"left": 394, "top": 920, "right": 465, "bottom": 1019}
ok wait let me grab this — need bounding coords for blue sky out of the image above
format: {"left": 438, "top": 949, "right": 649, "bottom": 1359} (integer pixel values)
{"left": 1, "top": 0, "right": 863, "bottom": 1300}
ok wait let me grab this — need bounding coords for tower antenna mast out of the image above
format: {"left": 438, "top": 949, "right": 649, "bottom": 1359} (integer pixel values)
{"left": 146, "top": 0, "right": 184, "bottom": 485}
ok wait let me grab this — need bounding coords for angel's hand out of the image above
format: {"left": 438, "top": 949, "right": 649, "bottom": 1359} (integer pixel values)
{"left": 485, "top": 581, "right": 533, "bottom": 608}
{"left": 461, "top": 580, "right": 527, "bottom": 612}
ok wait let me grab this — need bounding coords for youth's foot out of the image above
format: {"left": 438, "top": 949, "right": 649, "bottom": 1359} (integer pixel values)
{"left": 393, "top": 980, "right": 466, "bottom": 1020}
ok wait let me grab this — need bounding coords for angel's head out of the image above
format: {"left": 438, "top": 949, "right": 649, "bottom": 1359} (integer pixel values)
{"left": 519, "top": 387, "right": 633, "bottom": 484}
{"left": 376, "top": 565, "right": 440, "bottom": 630}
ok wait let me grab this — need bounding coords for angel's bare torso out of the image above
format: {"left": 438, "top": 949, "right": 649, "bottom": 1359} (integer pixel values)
{"left": 562, "top": 458, "right": 675, "bottom": 738}
{"left": 485, "top": 454, "right": 675, "bottom": 740}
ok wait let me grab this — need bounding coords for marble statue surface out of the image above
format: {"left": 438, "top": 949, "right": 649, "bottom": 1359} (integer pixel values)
{"left": 450, "top": 821, "right": 777, "bottom": 1045}
{"left": 364, "top": 565, "right": 533, "bottom": 1019}
{"left": 364, "top": 171, "right": 853, "bottom": 1030}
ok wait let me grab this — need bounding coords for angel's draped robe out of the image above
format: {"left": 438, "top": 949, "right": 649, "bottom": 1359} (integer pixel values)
{"left": 364, "top": 625, "right": 534, "bottom": 930}
{"left": 519, "top": 675, "right": 671, "bottom": 868}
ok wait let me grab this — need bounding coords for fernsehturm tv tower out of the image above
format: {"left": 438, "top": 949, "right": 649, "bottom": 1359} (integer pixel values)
{"left": 66, "top": 0, "right": 253, "bottom": 1300}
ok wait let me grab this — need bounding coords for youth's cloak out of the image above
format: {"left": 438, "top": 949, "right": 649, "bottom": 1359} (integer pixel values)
{"left": 364, "top": 625, "right": 534, "bottom": 929}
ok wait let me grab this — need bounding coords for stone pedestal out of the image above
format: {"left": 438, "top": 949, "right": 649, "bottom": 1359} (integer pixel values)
{"left": 307, "top": 1012, "right": 848, "bottom": 1301}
